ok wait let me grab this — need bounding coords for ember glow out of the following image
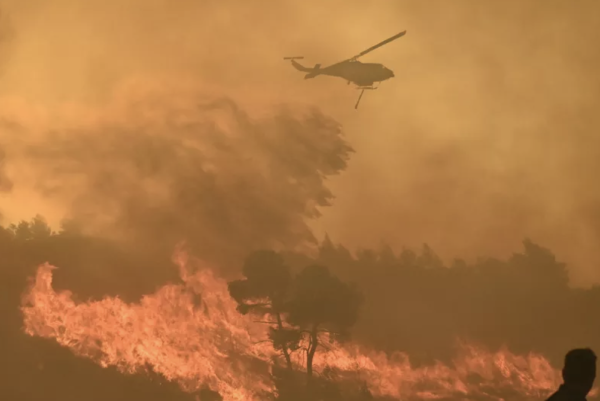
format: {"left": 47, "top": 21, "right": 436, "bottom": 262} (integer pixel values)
{"left": 21, "top": 251, "right": 567, "bottom": 401}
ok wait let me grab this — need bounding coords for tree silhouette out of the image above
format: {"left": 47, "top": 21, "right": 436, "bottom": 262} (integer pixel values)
{"left": 287, "top": 265, "right": 363, "bottom": 384}
{"left": 8, "top": 214, "right": 53, "bottom": 240}
{"left": 228, "top": 250, "right": 300, "bottom": 371}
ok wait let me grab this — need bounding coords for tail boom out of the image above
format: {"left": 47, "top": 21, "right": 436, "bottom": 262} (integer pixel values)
{"left": 284, "top": 57, "right": 321, "bottom": 78}
{"left": 303, "top": 63, "right": 321, "bottom": 79}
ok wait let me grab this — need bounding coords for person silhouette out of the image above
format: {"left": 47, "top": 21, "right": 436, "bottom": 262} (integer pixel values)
{"left": 547, "top": 348, "right": 597, "bottom": 401}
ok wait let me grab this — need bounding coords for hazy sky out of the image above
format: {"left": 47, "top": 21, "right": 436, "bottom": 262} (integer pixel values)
{"left": 1, "top": 0, "right": 599, "bottom": 285}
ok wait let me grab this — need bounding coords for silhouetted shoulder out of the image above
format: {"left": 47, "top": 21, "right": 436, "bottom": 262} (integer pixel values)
{"left": 546, "top": 385, "right": 589, "bottom": 401}
{"left": 546, "top": 389, "right": 565, "bottom": 401}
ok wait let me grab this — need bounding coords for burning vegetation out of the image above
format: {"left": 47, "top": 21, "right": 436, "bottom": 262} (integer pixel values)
{"left": 0, "top": 217, "right": 596, "bottom": 401}
{"left": 20, "top": 243, "right": 561, "bottom": 401}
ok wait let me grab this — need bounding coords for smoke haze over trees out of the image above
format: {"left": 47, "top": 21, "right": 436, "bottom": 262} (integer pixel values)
{"left": 284, "top": 238, "right": 600, "bottom": 368}
{"left": 1, "top": 0, "right": 600, "bottom": 284}
{"left": 1, "top": 89, "right": 353, "bottom": 274}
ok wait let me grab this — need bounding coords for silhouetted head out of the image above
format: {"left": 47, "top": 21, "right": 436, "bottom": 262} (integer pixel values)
{"left": 562, "top": 348, "right": 596, "bottom": 394}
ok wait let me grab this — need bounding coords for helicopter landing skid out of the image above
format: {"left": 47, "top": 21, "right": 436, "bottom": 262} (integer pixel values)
{"left": 354, "top": 86, "right": 377, "bottom": 109}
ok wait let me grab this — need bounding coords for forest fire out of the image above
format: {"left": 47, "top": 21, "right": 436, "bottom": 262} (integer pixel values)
{"left": 20, "top": 250, "right": 565, "bottom": 401}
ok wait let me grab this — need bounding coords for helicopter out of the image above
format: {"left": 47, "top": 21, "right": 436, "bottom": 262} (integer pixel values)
{"left": 284, "top": 30, "right": 406, "bottom": 109}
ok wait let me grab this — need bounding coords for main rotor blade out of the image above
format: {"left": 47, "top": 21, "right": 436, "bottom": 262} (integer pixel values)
{"left": 350, "top": 30, "right": 406, "bottom": 61}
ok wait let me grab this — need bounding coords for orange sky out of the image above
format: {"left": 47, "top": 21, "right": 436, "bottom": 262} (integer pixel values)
{"left": 1, "top": 0, "right": 599, "bottom": 286}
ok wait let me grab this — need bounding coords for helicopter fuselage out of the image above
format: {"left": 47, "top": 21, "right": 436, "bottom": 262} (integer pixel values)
{"left": 284, "top": 29, "right": 405, "bottom": 108}
{"left": 310, "top": 60, "right": 394, "bottom": 87}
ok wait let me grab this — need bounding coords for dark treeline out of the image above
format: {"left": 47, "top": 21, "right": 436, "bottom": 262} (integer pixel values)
{"left": 1, "top": 215, "right": 599, "bottom": 400}
{"left": 285, "top": 236, "right": 600, "bottom": 367}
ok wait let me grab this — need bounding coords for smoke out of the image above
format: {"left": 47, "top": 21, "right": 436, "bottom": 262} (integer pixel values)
{"left": 0, "top": 6, "right": 14, "bottom": 75}
{"left": 0, "top": 148, "right": 12, "bottom": 193}
{"left": 309, "top": 0, "right": 600, "bottom": 286}
{"left": 0, "top": 0, "right": 600, "bottom": 286}
{"left": 0, "top": 7, "right": 14, "bottom": 203}
{"left": 2, "top": 82, "right": 352, "bottom": 270}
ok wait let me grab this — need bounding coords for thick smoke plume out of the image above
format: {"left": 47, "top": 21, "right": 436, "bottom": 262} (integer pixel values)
{"left": 3, "top": 83, "right": 352, "bottom": 272}
{"left": 1, "top": 0, "right": 600, "bottom": 285}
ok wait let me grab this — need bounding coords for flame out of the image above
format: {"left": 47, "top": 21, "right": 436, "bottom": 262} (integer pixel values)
{"left": 21, "top": 251, "right": 568, "bottom": 401}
